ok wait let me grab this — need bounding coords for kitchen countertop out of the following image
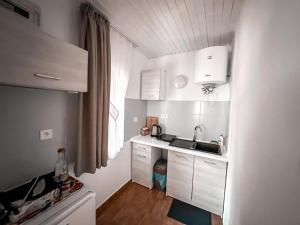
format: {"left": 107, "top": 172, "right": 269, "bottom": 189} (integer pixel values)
{"left": 130, "top": 135, "right": 228, "bottom": 162}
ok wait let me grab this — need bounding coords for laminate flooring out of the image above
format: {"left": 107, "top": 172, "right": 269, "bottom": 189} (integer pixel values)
{"left": 96, "top": 182, "right": 222, "bottom": 225}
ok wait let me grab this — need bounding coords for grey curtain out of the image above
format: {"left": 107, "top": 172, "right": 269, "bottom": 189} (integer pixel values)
{"left": 75, "top": 3, "right": 111, "bottom": 176}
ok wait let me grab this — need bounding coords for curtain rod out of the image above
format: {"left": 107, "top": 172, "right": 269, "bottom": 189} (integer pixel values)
{"left": 110, "top": 25, "right": 138, "bottom": 48}
{"left": 82, "top": 2, "right": 138, "bottom": 48}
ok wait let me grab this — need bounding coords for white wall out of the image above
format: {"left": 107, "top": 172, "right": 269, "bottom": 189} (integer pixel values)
{"left": 69, "top": 142, "right": 132, "bottom": 208}
{"left": 224, "top": 1, "right": 300, "bottom": 225}
{"left": 16, "top": 0, "right": 146, "bottom": 208}
{"left": 126, "top": 48, "right": 148, "bottom": 99}
{"left": 146, "top": 52, "right": 231, "bottom": 101}
{"left": 30, "top": 0, "right": 82, "bottom": 46}
{"left": 147, "top": 101, "right": 230, "bottom": 141}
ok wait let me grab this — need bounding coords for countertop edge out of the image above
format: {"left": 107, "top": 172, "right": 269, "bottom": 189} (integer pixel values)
{"left": 130, "top": 135, "right": 229, "bottom": 163}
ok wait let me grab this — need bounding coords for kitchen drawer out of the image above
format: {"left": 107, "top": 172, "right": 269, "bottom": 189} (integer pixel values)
{"left": 132, "top": 148, "right": 151, "bottom": 160}
{"left": 131, "top": 143, "right": 161, "bottom": 189}
{"left": 132, "top": 149, "right": 151, "bottom": 163}
{"left": 132, "top": 143, "right": 151, "bottom": 155}
{"left": 132, "top": 155, "right": 150, "bottom": 172}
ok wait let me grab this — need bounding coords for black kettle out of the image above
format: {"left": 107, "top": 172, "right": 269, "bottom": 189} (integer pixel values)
{"left": 151, "top": 124, "right": 162, "bottom": 137}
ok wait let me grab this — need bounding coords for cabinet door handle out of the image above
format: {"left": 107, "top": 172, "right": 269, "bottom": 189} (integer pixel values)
{"left": 174, "top": 154, "right": 186, "bottom": 160}
{"left": 203, "top": 160, "right": 216, "bottom": 165}
{"left": 34, "top": 73, "right": 61, "bottom": 80}
{"left": 137, "top": 154, "right": 146, "bottom": 158}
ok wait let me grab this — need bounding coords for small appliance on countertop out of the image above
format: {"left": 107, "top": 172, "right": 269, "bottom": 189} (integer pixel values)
{"left": 151, "top": 124, "right": 162, "bottom": 137}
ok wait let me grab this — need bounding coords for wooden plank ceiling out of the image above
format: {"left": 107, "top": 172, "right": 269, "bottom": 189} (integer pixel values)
{"left": 96, "top": 0, "right": 242, "bottom": 58}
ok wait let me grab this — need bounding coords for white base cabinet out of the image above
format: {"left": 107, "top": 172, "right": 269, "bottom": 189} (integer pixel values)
{"left": 192, "top": 156, "right": 227, "bottom": 215}
{"left": 132, "top": 143, "right": 161, "bottom": 189}
{"left": 167, "top": 151, "right": 194, "bottom": 201}
{"left": 131, "top": 139, "right": 228, "bottom": 216}
{"left": 25, "top": 189, "right": 96, "bottom": 225}
{"left": 166, "top": 152, "right": 227, "bottom": 216}
{"left": 57, "top": 194, "right": 95, "bottom": 225}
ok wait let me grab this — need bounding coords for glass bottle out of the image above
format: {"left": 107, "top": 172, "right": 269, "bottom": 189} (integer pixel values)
{"left": 55, "top": 148, "right": 68, "bottom": 181}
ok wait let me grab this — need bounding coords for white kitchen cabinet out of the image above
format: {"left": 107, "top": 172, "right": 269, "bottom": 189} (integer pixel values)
{"left": 56, "top": 194, "right": 95, "bottom": 225}
{"left": 26, "top": 189, "right": 95, "bottom": 225}
{"left": 0, "top": 7, "right": 88, "bottom": 92}
{"left": 192, "top": 156, "right": 227, "bottom": 215}
{"left": 140, "top": 69, "right": 166, "bottom": 100}
{"left": 167, "top": 151, "right": 194, "bottom": 201}
{"left": 132, "top": 143, "right": 161, "bottom": 188}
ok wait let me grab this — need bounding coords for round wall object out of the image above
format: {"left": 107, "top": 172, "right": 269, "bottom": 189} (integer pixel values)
{"left": 173, "top": 75, "right": 188, "bottom": 89}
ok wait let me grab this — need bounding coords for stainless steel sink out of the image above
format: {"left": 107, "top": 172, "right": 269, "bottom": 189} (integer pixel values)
{"left": 193, "top": 141, "right": 221, "bottom": 155}
{"left": 169, "top": 138, "right": 221, "bottom": 155}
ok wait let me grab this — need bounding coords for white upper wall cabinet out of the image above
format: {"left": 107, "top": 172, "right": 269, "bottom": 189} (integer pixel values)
{"left": 140, "top": 69, "right": 166, "bottom": 100}
{"left": 0, "top": 7, "right": 88, "bottom": 92}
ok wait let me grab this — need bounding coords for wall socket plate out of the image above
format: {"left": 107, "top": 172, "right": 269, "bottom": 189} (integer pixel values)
{"left": 40, "top": 129, "right": 53, "bottom": 140}
{"left": 133, "top": 116, "right": 138, "bottom": 122}
{"left": 160, "top": 113, "right": 169, "bottom": 119}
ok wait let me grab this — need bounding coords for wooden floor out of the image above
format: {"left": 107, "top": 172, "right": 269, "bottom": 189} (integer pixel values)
{"left": 96, "top": 182, "right": 222, "bottom": 225}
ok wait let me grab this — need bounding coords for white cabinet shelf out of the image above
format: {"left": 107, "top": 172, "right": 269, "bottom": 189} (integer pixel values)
{"left": 0, "top": 7, "right": 88, "bottom": 92}
{"left": 140, "top": 69, "right": 166, "bottom": 100}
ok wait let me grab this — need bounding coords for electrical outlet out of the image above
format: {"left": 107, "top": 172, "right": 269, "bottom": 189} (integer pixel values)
{"left": 40, "top": 129, "right": 53, "bottom": 140}
{"left": 133, "top": 116, "right": 138, "bottom": 122}
{"left": 160, "top": 113, "right": 169, "bottom": 119}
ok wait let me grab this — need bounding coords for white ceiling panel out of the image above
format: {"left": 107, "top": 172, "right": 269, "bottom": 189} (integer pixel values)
{"left": 95, "top": 0, "right": 242, "bottom": 58}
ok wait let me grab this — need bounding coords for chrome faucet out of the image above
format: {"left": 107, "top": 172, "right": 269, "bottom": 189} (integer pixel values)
{"left": 218, "top": 135, "right": 224, "bottom": 147}
{"left": 193, "top": 125, "right": 204, "bottom": 142}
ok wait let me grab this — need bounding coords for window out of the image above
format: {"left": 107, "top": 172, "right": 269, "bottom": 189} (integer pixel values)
{"left": 108, "top": 28, "right": 133, "bottom": 159}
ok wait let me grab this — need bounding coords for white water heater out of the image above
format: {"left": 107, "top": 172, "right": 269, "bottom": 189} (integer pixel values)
{"left": 194, "top": 46, "right": 228, "bottom": 94}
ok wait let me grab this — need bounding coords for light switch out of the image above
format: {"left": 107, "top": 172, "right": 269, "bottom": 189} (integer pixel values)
{"left": 40, "top": 129, "right": 53, "bottom": 140}
{"left": 133, "top": 116, "right": 138, "bottom": 122}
